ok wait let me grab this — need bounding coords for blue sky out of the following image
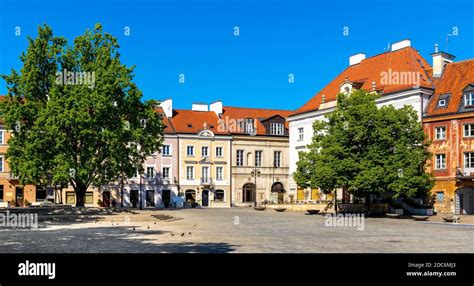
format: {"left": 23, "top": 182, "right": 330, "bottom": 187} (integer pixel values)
{"left": 1, "top": 0, "right": 473, "bottom": 110}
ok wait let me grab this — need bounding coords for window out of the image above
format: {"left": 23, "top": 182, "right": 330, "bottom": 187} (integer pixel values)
{"left": 464, "top": 93, "right": 474, "bottom": 106}
{"left": 187, "top": 146, "right": 194, "bottom": 156}
{"left": 0, "top": 131, "right": 4, "bottom": 144}
{"left": 216, "top": 147, "right": 223, "bottom": 157}
{"left": 270, "top": 123, "right": 284, "bottom": 135}
{"left": 162, "top": 167, "right": 170, "bottom": 179}
{"left": 202, "top": 166, "right": 209, "bottom": 181}
{"left": 66, "top": 192, "right": 75, "bottom": 204}
{"left": 438, "top": 99, "right": 446, "bottom": 107}
{"left": 0, "top": 156, "right": 3, "bottom": 172}
{"left": 85, "top": 192, "right": 93, "bottom": 204}
{"left": 216, "top": 167, "right": 223, "bottom": 180}
{"left": 435, "top": 154, "right": 446, "bottom": 170}
{"left": 436, "top": 191, "right": 445, "bottom": 203}
{"left": 255, "top": 151, "right": 263, "bottom": 167}
{"left": 236, "top": 150, "right": 244, "bottom": 166}
{"left": 244, "top": 119, "right": 255, "bottom": 134}
{"left": 146, "top": 166, "right": 155, "bottom": 178}
{"left": 434, "top": 126, "right": 446, "bottom": 140}
{"left": 36, "top": 189, "right": 46, "bottom": 201}
{"left": 162, "top": 145, "right": 171, "bottom": 156}
{"left": 0, "top": 185, "right": 3, "bottom": 202}
{"left": 186, "top": 166, "right": 194, "bottom": 180}
{"left": 464, "top": 152, "right": 474, "bottom": 169}
{"left": 201, "top": 146, "right": 209, "bottom": 156}
{"left": 274, "top": 151, "right": 281, "bottom": 167}
{"left": 215, "top": 190, "right": 225, "bottom": 202}
{"left": 464, "top": 124, "right": 474, "bottom": 137}
{"left": 298, "top": 127, "right": 304, "bottom": 141}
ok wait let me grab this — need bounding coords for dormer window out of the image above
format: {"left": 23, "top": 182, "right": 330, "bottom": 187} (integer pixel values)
{"left": 270, "top": 123, "right": 284, "bottom": 135}
{"left": 242, "top": 118, "right": 255, "bottom": 134}
{"left": 464, "top": 93, "right": 474, "bottom": 107}
{"left": 339, "top": 79, "right": 353, "bottom": 95}
{"left": 436, "top": 94, "right": 450, "bottom": 109}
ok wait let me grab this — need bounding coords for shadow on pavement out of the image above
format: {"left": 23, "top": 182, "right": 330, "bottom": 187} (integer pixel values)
{"left": 0, "top": 226, "right": 237, "bottom": 253}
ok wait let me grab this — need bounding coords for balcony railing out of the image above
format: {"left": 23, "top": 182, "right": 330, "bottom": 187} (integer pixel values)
{"left": 200, "top": 177, "right": 213, "bottom": 185}
{"left": 456, "top": 167, "right": 474, "bottom": 180}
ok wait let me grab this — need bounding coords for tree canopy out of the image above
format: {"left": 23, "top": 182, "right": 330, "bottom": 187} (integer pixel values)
{"left": 1, "top": 24, "right": 164, "bottom": 206}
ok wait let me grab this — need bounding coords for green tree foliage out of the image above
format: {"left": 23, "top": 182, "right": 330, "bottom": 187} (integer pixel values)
{"left": 294, "top": 90, "right": 433, "bottom": 206}
{"left": 1, "top": 24, "right": 164, "bottom": 206}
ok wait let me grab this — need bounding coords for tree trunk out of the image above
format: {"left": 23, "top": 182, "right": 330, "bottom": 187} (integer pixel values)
{"left": 365, "top": 194, "right": 371, "bottom": 215}
{"left": 74, "top": 183, "right": 87, "bottom": 207}
{"left": 120, "top": 174, "right": 124, "bottom": 208}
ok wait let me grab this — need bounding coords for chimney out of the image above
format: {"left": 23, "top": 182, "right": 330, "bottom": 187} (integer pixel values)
{"left": 209, "top": 100, "right": 223, "bottom": 116}
{"left": 192, "top": 102, "right": 208, "bottom": 112}
{"left": 349, "top": 53, "right": 366, "bottom": 66}
{"left": 160, "top": 98, "right": 173, "bottom": 118}
{"left": 431, "top": 44, "right": 455, "bottom": 78}
{"left": 391, "top": 39, "right": 411, "bottom": 51}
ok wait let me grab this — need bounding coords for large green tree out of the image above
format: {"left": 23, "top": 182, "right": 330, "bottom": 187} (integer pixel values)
{"left": 1, "top": 24, "right": 164, "bottom": 206}
{"left": 294, "top": 90, "right": 433, "bottom": 211}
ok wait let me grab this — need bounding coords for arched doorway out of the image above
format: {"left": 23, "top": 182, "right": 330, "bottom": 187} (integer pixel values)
{"left": 455, "top": 187, "right": 474, "bottom": 214}
{"left": 185, "top": 190, "right": 196, "bottom": 203}
{"left": 271, "top": 182, "right": 285, "bottom": 204}
{"left": 242, "top": 183, "right": 255, "bottom": 203}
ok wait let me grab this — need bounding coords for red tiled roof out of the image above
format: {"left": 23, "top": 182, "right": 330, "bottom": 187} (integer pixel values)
{"left": 155, "top": 107, "right": 176, "bottom": 134}
{"left": 170, "top": 109, "right": 230, "bottom": 135}
{"left": 425, "top": 59, "right": 474, "bottom": 117}
{"left": 292, "top": 47, "right": 434, "bottom": 116}
{"left": 221, "top": 106, "right": 292, "bottom": 135}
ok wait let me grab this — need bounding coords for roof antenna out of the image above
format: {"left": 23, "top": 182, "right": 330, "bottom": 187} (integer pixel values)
{"left": 446, "top": 34, "right": 452, "bottom": 52}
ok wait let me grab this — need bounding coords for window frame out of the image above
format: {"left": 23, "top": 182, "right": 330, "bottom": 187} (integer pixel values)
{"left": 270, "top": 123, "right": 284, "bottom": 135}
{"left": 464, "top": 93, "right": 474, "bottom": 107}
{"left": 463, "top": 124, "right": 474, "bottom": 138}
{"left": 236, "top": 150, "right": 244, "bottom": 166}
{"left": 215, "top": 147, "right": 223, "bottom": 157}
{"left": 162, "top": 144, "right": 171, "bottom": 156}
{"left": 255, "top": 150, "right": 263, "bottom": 167}
{"left": 464, "top": 152, "right": 474, "bottom": 169}
{"left": 434, "top": 126, "right": 447, "bottom": 140}
{"left": 162, "top": 166, "right": 170, "bottom": 179}
{"left": 274, "top": 151, "right": 281, "bottom": 167}
{"left": 201, "top": 146, "right": 209, "bottom": 157}
{"left": 435, "top": 154, "right": 446, "bottom": 170}
{"left": 187, "top": 145, "right": 195, "bottom": 156}
{"left": 216, "top": 166, "right": 223, "bottom": 181}
{"left": 186, "top": 166, "right": 194, "bottom": 180}
{"left": 298, "top": 127, "right": 304, "bottom": 141}
{"left": 146, "top": 166, "right": 155, "bottom": 178}
{"left": 0, "top": 155, "right": 4, "bottom": 172}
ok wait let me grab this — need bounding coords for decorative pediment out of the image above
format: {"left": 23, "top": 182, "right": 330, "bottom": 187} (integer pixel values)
{"left": 199, "top": 156, "right": 212, "bottom": 164}
{"left": 198, "top": 129, "right": 214, "bottom": 137}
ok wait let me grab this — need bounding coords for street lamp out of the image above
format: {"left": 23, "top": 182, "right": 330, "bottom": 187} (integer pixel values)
{"left": 46, "top": 172, "right": 54, "bottom": 203}
{"left": 251, "top": 168, "right": 261, "bottom": 207}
